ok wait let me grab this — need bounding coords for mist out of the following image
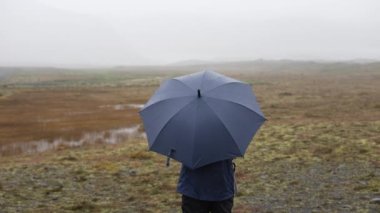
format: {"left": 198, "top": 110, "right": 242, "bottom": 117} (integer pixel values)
{"left": 1, "top": 0, "right": 379, "bottom": 67}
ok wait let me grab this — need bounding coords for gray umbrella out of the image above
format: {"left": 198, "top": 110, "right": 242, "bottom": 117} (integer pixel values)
{"left": 139, "top": 70, "right": 266, "bottom": 169}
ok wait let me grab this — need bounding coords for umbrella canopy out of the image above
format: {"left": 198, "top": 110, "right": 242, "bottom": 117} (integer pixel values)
{"left": 139, "top": 70, "right": 266, "bottom": 169}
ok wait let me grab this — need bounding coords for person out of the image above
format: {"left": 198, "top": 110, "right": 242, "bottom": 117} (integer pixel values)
{"left": 177, "top": 159, "right": 236, "bottom": 213}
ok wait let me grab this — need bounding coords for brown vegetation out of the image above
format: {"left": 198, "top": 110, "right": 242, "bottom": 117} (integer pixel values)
{"left": 0, "top": 87, "right": 153, "bottom": 144}
{"left": 0, "top": 65, "right": 379, "bottom": 212}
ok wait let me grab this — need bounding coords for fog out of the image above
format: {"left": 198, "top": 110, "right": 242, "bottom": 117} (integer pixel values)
{"left": 1, "top": 0, "right": 379, "bottom": 67}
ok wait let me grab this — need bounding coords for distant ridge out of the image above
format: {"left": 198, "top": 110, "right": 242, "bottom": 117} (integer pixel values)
{"left": 168, "top": 58, "right": 380, "bottom": 67}
{"left": 1, "top": 59, "right": 379, "bottom": 74}
{"left": 162, "top": 59, "right": 380, "bottom": 74}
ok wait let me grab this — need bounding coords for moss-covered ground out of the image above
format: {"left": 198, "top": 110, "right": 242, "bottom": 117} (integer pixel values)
{"left": 0, "top": 67, "right": 379, "bottom": 212}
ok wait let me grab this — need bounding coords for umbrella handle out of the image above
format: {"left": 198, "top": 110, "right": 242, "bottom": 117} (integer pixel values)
{"left": 166, "top": 149, "right": 175, "bottom": 167}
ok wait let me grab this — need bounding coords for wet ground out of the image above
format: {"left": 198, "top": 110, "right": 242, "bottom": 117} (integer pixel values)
{"left": 0, "top": 68, "right": 379, "bottom": 212}
{"left": 0, "top": 125, "right": 144, "bottom": 156}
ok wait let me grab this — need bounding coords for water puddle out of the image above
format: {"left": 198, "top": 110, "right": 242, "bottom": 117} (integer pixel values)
{"left": 0, "top": 125, "right": 146, "bottom": 157}
{"left": 126, "top": 104, "right": 144, "bottom": 109}
{"left": 99, "top": 103, "right": 144, "bottom": 111}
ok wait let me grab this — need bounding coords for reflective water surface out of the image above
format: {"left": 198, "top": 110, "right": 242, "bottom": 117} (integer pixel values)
{"left": 0, "top": 125, "right": 145, "bottom": 157}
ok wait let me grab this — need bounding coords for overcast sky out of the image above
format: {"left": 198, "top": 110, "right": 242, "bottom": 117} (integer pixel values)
{"left": 0, "top": 0, "right": 379, "bottom": 66}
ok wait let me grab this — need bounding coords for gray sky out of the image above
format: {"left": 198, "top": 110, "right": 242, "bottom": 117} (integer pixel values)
{"left": 1, "top": 0, "right": 379, "bottom": 66}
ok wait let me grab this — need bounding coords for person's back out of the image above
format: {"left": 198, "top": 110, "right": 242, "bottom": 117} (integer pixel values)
{"left": 177, "top": 159, "right": 235, "bottom": 213}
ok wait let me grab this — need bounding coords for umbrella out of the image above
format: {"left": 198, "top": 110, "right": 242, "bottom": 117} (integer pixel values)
{"left": 139, "top": 70, "right": 266, "bottom": 169}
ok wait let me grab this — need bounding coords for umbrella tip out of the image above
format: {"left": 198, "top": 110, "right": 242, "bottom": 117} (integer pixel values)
{"left": 197, "top": 89, "right": 201, "bottom": 98}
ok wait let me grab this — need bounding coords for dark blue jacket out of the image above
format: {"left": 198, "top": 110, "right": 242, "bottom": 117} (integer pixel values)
{"left": 177, "top": 159, "right": 235, "bottom": 201}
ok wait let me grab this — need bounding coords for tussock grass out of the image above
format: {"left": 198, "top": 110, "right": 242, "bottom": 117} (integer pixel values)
{"left": 0, "top": 122, "right": 378, "bottom": 212}
{"left": 0, "top": 68, "right": 379, "bottom": 212}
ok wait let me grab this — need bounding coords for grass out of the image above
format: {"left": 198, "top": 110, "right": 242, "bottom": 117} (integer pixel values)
{"left": 0, "top": 66, "right": 379, "bottom": 212}
{"left": 0, "top": 122, "right": 378, "bottom": 212}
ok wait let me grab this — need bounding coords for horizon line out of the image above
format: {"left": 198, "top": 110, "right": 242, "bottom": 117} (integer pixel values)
{"left": 0, "top": 58, "right": 379, "bottom": 69}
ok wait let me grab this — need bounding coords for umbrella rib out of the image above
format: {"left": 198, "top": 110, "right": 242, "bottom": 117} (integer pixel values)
{"left": 202, "top": 100, "right": 244, "bottom": 155}
{"left": 140, "top": 95, "right": 194, "bottom": 112}
{"left": 199, "top": 71, "right": 207, "bottom": 90}
{"left": 203, "top": 81, "right": 245, "bottom": 94}
{"left": 171, "top": 78, "right": 196, "bottom": 91}
{"left": 205, "top": 96, "right": 266, "bottom": 120}
{"left": 150, "top": 99, "right": 198, "bottom": 149}
{"left": 190, "top": 100, "right": 200, "bottom": 168}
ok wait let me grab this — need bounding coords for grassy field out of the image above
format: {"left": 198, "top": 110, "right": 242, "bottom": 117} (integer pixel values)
{"left": 0, "top": 62, "right": 379, "bottom": 212}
